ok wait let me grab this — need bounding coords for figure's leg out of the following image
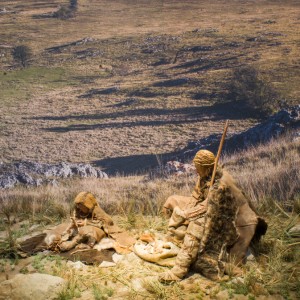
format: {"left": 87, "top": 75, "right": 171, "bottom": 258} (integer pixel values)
{"left": 166, "top": 206, "right": 188, "bottom": 245}
{"left": 160, "top": 219, "right": 204, "bottom": 282}
{"left": 162, "top": 195, "right": 196, "bottom": 218}
{"left": 168, "top": 206, "right": 186, "bottom": 228}
{"left": 170, "top": 233, "right": 200, "bottom": 279}
{"left": 59, "top": 234, "right": 84, "bottom": 252}
{"left": 87, "top": 236, "right": 97, "bottom": 248}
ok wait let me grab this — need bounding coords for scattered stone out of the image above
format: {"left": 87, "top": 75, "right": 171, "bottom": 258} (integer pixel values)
{"left": 0, "top": 161, "right": 108, "bottom": 189}
{"left": 288, "top": 223, "right": 300, "bottom": 237}
{"left": 99, "top": 261, "right": 116, "bottom": 268}
{"left": 179, "top": 273, "right": 211, "bottom": 293}
{"left": 165, "top": 161, "right": 195, "bottom": 176}
{"left": 112, "top": 253, "right": 124, "bottom": 263}
{"left": 230, "top": 277, "right": 245, "bottom": 285}
{"left": 124, "top": 252, "right": 142, "bottom": 264}
{"left": 66, "top": 261, "right": 87, "bottom": 270}
{"left": 0, "top": 273, "right": 65, "bottom": 300}
{"left": 246, "top": 254, "right": 256, "bottom": 262}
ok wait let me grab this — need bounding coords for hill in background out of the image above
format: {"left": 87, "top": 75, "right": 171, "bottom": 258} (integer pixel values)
{"left": 0, "top": 0, "right": 299, "bottom": 174}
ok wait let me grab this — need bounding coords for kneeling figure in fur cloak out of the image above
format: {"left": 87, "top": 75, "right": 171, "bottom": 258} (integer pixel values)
{"left": 159, "top": 150, "right": 268, "bottom": 282}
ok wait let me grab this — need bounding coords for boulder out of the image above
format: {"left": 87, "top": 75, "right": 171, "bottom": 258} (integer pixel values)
{"left": 0, "top": 273, "right": 65, "bottom": 300}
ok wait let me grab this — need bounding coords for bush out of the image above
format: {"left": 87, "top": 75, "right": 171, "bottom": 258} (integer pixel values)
{"left": 11, "top": 45, "right": 32, "bottom": 68}
{"left": 69, "top": 0, "right": 78, "bottom": 10}
{"left": 226, "top": 66, "right": 279, "bottom": 115}
{"left": 53, "top": 6, "right": 75, "bottom": 19}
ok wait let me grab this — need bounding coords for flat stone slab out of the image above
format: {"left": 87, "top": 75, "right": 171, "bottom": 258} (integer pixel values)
{"left": 0, "top": 273, "right": 65, "bottom": 300}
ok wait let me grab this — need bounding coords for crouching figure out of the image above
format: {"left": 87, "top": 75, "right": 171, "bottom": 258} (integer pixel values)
{"left": 159, "top": 150, "right": 267, "bottom": 282}
{"left": 58, "top": 191, "right": 114, "bottom": 251}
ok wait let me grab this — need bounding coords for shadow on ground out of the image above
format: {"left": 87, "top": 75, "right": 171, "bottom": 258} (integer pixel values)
{"left": 92, "top": 152, "right": 180, "bottom": 175}
{"left": 36, "top": 102, "right": 260, "bottom": 133}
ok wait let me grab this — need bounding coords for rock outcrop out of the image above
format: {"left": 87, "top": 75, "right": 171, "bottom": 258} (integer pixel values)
{"left": 184, "top": 105, "right": 300, "bottom": 157}
{"left": 0, "top": 161, "right": 108, "bottom": 189}
{"left": 165, "top": 161, "right": 196, "bottom": 176}
{"left": 163, "top": 106, "right": 299, "bottom": 176}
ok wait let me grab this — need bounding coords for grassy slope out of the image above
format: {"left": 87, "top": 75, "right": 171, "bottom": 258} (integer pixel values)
{"left": 0, "top": 132, "right": 299, "bottom": 299}
{"left": 0, "top": 0, "right": 299, "bottom": 173}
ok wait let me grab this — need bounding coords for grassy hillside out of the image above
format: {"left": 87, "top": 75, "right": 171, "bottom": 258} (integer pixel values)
{"left": 0, "top": 1, "right": 299, "bottom": 298}
{"left": 0, "top": 0, "right": 299, "bottom": 173}
{"left": 0, "top": 131, "right": 299, "bottom": 299}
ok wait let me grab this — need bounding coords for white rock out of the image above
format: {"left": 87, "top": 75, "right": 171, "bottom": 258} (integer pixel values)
{"left": 288, "top": 224, "right": 300, "bottom": 237}
{"left": 246, "top": 254, "right": 256, "bottom": 262}
{"left": 99, "top": 261, "right": 116, "bottom": 268}
{"left": 124, "top": 251, "right": 142, "bottom": 263}
{"left": 0, "top": 273, "right": 65, "bottom": 300}
{"left": 230, "top": 277, "right": 245, "bottom": 285}
{"left": 66, "top": 261, "right": 87, "bottom": 270}
{"left": 112, "top": 253, "right": 124, "bottom": 263}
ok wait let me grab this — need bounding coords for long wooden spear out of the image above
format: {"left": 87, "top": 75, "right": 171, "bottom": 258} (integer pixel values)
{"left": 209, "top": 120, "right": 229, "bottom": 189}
{"left": 197, "top": 120, "right": 229, "bottom": 253}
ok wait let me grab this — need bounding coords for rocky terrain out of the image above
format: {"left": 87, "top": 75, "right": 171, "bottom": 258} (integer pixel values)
{"left": 183, "top": 105, "right": 300, "bottom": 158}
{"left": 1, "top": 105, "right": 298, "bottom": 188}
{"left": 0, "top": 161, "right": 108, "bottom": 189}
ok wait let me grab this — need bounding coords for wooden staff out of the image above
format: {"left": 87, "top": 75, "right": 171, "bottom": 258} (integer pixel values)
{"left": 198, "top": 120, "right": 229, "bottom": 252}
{"left": 209, "top": 120, "right": 229, "bottom": 189}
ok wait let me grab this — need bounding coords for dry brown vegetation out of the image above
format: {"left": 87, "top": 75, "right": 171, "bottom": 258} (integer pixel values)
{"left": 0, "top": 132, "right": 299, "bottom": 299}
{"left": 0, "top": 0, "right": 299, "bottom": 173}
{"left": 0, "top": 2, "right": 299, "bottom": 297}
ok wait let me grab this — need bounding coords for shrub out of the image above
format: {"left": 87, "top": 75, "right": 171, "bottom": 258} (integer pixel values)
{"left": 226, "top": 66, "right": 279, "bottom": 115}
{"left": 11, "top": 45, "right": 32, "bottom": 68}
{"left": 53, "top": 6, "right": 75, "bottom": 19}
{"left": 69, "top": 0, "right": 78, "bottom": 10}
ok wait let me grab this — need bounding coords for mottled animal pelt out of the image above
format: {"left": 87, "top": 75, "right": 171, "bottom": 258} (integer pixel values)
{"left": 192, "top": 184, "right": 239, "bottom": 279}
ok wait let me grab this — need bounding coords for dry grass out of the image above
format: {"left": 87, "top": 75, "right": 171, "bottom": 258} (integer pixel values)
{"left": 0, "top": 1, "right": 299, "bottom": 298}
{"left": 223, "top": 132, "right": 300, "bottom": 210}
{"left": 0, "top": 174, "right": 192, "bottom": 227}
{"left": 0, "top": 0, "right": 299, "bottom": 171}
{"left": 0, "top": 133, "right": 299, "bottom": 298}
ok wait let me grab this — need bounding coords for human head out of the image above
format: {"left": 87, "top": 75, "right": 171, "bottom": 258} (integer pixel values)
{"left": 193, "top": 150, "right": 215, "bottom": 177}
{"left": 74, "top": 191, "right": 98, "bottom": 214}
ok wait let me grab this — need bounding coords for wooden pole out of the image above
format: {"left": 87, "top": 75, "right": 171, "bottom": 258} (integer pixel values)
{"left": 210, "top": 120, "right": 229, "bottom": 188}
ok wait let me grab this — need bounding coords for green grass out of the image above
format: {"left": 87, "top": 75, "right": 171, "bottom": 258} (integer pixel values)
{"left": 92, "top": 284, "right": 114, "bottom": 300}
{"left": 0, "top": 66, "right": 78, "bottom": 106}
